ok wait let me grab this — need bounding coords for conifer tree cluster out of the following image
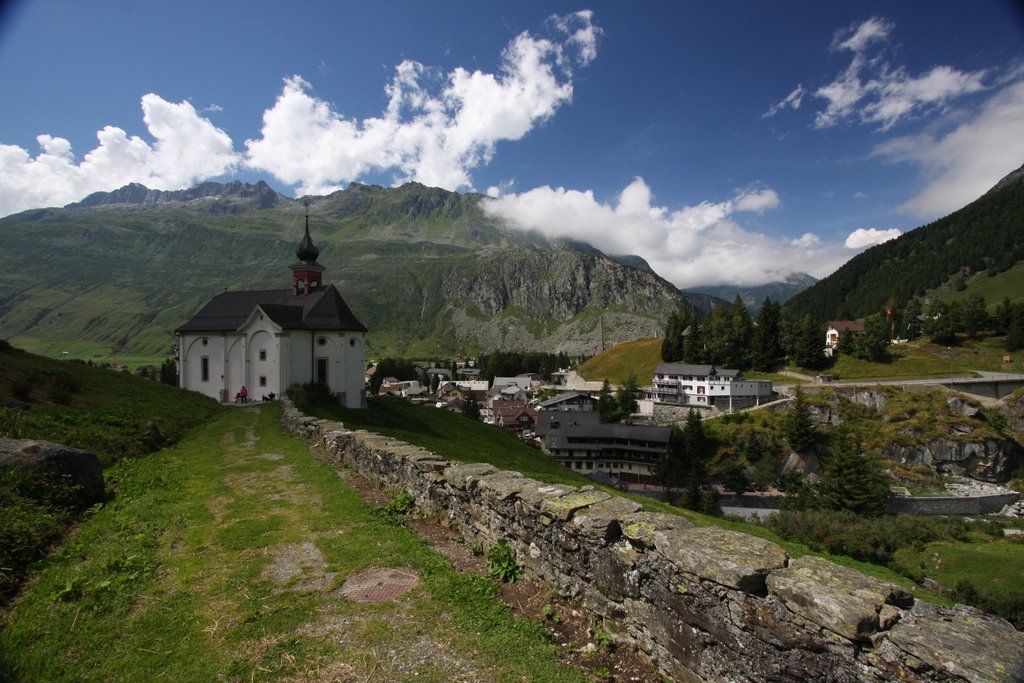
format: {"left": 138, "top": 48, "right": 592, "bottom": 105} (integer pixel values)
{"left": 596, "top": 377, "right": 639, "bottom": 423}
{"left": 653, "top": 409, "right": 719, "bottom": 514}
{"left": 661, "top": 297, "right": 824, "bottom": 371}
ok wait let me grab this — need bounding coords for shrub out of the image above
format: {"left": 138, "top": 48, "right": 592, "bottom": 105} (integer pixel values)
{"left": 0, "top": 485, "right": 63, "bottom": 601}
{"left": 486, "top": 540, "right": 523, "bottom": 583}
{"left": 765, "top": 509, "right": 976, "bottom": 567}
{"left": 373, "top": 490, "right": 416, "bottom": 525}
{"left": 10, "top": 374, "right": 34, "bottom": 400}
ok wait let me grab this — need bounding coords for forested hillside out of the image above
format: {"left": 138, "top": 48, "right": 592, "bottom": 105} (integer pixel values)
{"left": 786, "top": 163, "right": 1024, "bottom": 321}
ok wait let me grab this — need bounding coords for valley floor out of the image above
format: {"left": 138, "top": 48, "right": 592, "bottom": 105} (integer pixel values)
{"left": 0, "top": 406, "right": 610, "bottom": 682}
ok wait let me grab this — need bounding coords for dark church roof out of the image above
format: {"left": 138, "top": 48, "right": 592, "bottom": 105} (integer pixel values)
{"left": 176, "top": 284, "right": 367, "bottom": 333}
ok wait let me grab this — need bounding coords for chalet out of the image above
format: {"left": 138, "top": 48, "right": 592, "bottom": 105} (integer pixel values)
{"left": 176, "top": 214, "right": 367, "bottom": 407}
{"left": 487, "top": 384, "right": 528, "bottom": 405}
{"left": 435, "top": 381, "right": 465, "bottom": 401}
{"left": 651, "top": 363, "right": 773, "bottom": 411}
{"left": 492, "top": 375, "right": 539, "bottom": 391}
{"left": 535, "top": 410, "right": 670, "bottom": 485}
{"left": 825, "top": 320, "right": 864, "bottom": 352}
{"left": 490, "top": 400, "right": 537, "bottom": 431}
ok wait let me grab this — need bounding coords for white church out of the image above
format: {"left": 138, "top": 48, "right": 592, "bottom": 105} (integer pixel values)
{"left": 176, "top": 215, "right": 368, "bottom": 408}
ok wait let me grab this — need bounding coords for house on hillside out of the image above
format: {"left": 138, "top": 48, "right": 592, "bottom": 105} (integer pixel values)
{"left": 490, "top": 400, "right": 537, "bottom": 431}
{"left": 176, "top": 212, "right": 367, "bottom": 408}
{"left": 825, "top": 320, "right": 865, "bottom": 357}
{"left": 651, "top": 363, "right": 773, "bottom": 411}
{"left": 535, "top": 410, "right": 670, "bottom": 485}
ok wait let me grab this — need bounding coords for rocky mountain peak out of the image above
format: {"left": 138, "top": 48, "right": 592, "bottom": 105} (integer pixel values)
{"left": 987, "top": 161, "right": 1024, "bottom": 194}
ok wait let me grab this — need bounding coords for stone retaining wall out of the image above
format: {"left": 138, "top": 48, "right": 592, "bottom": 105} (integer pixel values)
{"left": 886, "top": 492, "right": 1021, "bottom": 516}
{"left": 280, "top": 400, "right": 1024, "bottom": 682}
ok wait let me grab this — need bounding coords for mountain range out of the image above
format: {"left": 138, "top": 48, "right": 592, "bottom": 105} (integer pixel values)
{"left": 0, "top": 181, "right": 736, "bottom": 359}
{"left": 689, "top": 272, "right": 818, "bottom": 314}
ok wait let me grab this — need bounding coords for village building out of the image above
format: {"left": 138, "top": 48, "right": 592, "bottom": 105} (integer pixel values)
{"left": 825, "top": 320, "right": 865, "bottom": 357}
{"left": 536, "top": 391, "right": 598, "bottom": 412}
{"left": 176, "top": 213, "right": 367, "bottom": 408}
{"left": 488, "top": 399, "right": 538, "bottom": 431}
{"left": 651, "top": 363, "right": 773, "bottom": 411}
{"left": 534, "top": 410, "right": 670, "bottom": 485}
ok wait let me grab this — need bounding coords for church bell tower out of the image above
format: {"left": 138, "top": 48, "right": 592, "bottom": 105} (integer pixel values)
{"left": 291, "top": 202, "right": 325, "bottom": 295}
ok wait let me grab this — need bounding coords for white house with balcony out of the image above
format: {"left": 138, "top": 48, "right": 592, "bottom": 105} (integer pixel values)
{"left": 651, "top": 363, "right": 773, "bottom": 411}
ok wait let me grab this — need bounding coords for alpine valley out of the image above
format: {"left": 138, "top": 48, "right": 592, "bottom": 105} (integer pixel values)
{"left": 0, "top": 181, "right": 729, "bottom": 360}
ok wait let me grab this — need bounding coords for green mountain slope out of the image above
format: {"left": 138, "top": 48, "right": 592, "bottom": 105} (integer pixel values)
{"left": 0, "top": 181, "right": 703, "bottom": 360}
{"left": 786, "top": 162, "right": 1024, "bottom": 320}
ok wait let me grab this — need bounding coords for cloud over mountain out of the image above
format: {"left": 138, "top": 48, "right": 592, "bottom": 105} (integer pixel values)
{"left": 483, "top": 177, "right": 859, "bottom": 289}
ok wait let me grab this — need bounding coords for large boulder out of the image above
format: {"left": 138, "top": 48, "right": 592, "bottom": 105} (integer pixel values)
{"left": 767, "top": 555, "right": 912, "bottom": 642}
{"left": 0, "top": 438, "right": 105, "bottom": 506}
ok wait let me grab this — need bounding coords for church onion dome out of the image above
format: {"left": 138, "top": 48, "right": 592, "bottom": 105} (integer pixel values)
{"left": 295, "top": 223, "right": 320, "bottom": 262}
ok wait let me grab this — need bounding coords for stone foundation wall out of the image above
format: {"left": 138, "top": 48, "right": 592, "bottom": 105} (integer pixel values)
{"left": 280, "top": 400, "right": 1024, "bottom": 682}
{"left": 885, "top": 492, "right": 1020, "bottom": 516}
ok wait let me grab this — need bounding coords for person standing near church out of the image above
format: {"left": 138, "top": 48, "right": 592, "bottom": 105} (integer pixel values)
{"left": 240, "top": 385, "right": 248, "bottom": 404}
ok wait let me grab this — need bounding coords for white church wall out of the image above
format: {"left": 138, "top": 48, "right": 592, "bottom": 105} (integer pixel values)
{"left": 247, "top": 328, "right": 279, "bottom": 399}
{"left": 180, "top": 333, "right": 227, "bottom": 402}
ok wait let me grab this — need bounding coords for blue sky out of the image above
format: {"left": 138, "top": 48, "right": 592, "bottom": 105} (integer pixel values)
{"left": 1, "top": 1, "right": 1022, "bottom": 288}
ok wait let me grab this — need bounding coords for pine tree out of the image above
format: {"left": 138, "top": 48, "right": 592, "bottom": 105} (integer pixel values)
{"left": 597, "top": 379, "right": 619, "bottom": 423}
{"left": 729, "top": 295, "right": 753, "bottom": 368}
{"left": 926, "top": 301, "right": 956, "bottom": 345}
{"left": 960, "top": 294, "right": 990, "bottom": 340}
{"left": 615, "top": 374, "right": 639, "bottom": 418}
{"left": 901, "top": 298, "right": 922, "bottom": 340}
{"left": 463, "top": 393, "right": 480, "bottom": 420}
{"left": 818, "top": 427, "right": 890, "bottom": 517}
{"left": 661, "top": 309, "right": 691, "bottom": 362}
{"left": 793, "top": 314, "right": 826, "bottom": 370}
{"left": 1007, "top": 303, "right": 1024, "bottom": 352}
{"left": 783, "top": 387, "right": 816, "bottom": 453}
{"left": 751, "top": 299, "right": 784, "bottom": 371}
{"left": 853, "top": 313, "right": 889, "bottom": 362}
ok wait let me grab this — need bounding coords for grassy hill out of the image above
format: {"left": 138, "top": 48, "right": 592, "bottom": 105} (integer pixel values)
{"left": 577, "top": 337, "right": 663, "bottom": 385}
{"left": 940, "top": 262, "right": 1024, "bottom": 309}
{"left": 0, "top": 342, "right": 222, "bottom": 464}
{"left": 0, "top": 342, "right": 223, "bottom": 604}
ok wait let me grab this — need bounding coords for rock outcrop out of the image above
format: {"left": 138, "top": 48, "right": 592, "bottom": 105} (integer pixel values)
{"left": 0, "top": 438, "right": 105, "bottom": 506}
{"left": 280, "top": 400, "right": 1024, "bottom": 682}
{"left": 882, "top": 437, "right": 1022, "bottom": 483}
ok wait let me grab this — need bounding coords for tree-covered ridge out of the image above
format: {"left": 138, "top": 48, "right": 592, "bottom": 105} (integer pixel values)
{"left": 786, "top": 166, "right": 1024, "bottom": 321}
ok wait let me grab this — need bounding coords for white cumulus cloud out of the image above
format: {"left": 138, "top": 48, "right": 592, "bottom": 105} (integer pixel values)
{"left": 872, "top": 79, "right": 1024, "bottom": 218}
{"left": 770, "top": 16, "right": 990, "bottom": 131}
{"left": 484, "top": 177, "right": 854, "bottom": 289}
{"left": 244, "top": 10, "right": 599, "bottom": 195}
{"left": 844, "top": 227, "right": 902, "bottom": 249}
{"left": 0, "top": 95, "right": 239, "bottom": 217}
{"left": 0, "top": 11, "right": 597, "bottom": 217}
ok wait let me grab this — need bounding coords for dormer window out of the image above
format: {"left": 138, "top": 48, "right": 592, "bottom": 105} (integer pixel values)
{"left": 296, "top": 280, "right": 305, "bottom": 293}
